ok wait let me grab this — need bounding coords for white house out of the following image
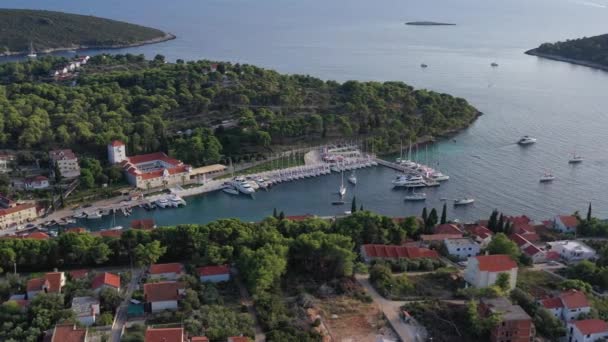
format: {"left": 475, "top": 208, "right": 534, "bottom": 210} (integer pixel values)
{"left": 71, "top": 296, "right": 100, "bottom": 326}
{"left": 464, "top": 255, "right": 518, "bottom": 290}
{"left": 443, "top": 238, "right": 480, "bottom": 260}
{"left": 148, "top": 263, "right": 184, "bottom": 281}
{"left": 24, "top": 176, "right": 50, "bottom": 190}
{"left": 549, "top": 240, "right": 596, "bottom": 262}
{"left": 540, "top": 290, "right": 591, "bottom": 322}
{"left": 198, "top": 265, "right": 230, "bottom": 283}
{"left": 567, "top": 319, "right": 608, "bottom": 342}
{"left": 107, "top": 140, "right": 127, "bottom": 164}
{"left": 554, "top": 215, "right": 579, "bottom": 233}
{"left": 144, "top": 281, "right": 184, "bottom": 312}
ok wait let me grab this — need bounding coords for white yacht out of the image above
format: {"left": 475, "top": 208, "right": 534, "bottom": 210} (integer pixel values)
{"left": 86, "top": 211, "right": 102, "bottom": 219}
{"left": 569, "top": 153, "right": 583, "bottom": 164}
{"left": 231, "top": 179, "right": 255, "bottom": 195}
{"left": 348, "top": 172, "right": 357, "bottom": 185}
{"left": 517, "top": 136, "right": 537, "bottom": 145}
{"left": 404, "top": 191, "right": 426, "bottom": 202}
{"left": 155, "top": 198, "right": 170, "bottom": 208}
{"left": 392, "top": 174, "right": 425, "bottom": 187}
{"left": 222, "top": 185, "right": 240, "bottom": 195}
{"left": 27, "top": 41, "right": 37, "bottom": 58}
{"left": 430, "top": 171, "right": 450, "bottom": 182}
{"left": 338, "top": 171, "right": 347, "bottom": 197}
{"left": 540, "top": 172, "right": 555, "bottom": 183}
{"left": 169, "top": 195, "right": 186, "bottom": 207}
{"left": 454, "top": 197, "right": 475, "bottom": 206}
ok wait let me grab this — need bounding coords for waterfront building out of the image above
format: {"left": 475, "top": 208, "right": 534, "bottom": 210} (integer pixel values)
{"left": 71, "top": 296, "right": 100, "bottom": 326}
{"left": 443, "top": 237, "right": 480, "bottom": 260}
{"left": 567, "top": 319, "right": 608, "bottom": 342}
{"left": 118, "top": 150, "right": 191, "bottom": 189}
{"left": 360, "top": 244, "right": 439, "bottom": 263}
{"left": 189, "top": 164, "right": 227, "bottom": 181}
{"left": 48, "top": 323, "right": 88, "bottom": 342}
{"left": 553, "top": 215, "right": 579, "bottom": 233}
{"left": 433, "top": 223, "right": 463, "bottom": 235}
{"left": 144, "top": 281, "right": 184, "bottom": 312}
{"left": 198, "top": 265, "right": 230, "bottom": 283}
{"left": 24, "top": 175, "right": 50, "bottom": 190}
{"left": 548, "top": 240, "right": 596, "bottom": 262}
{"left": 540, "top": 289, "right": 591, "bottom": 322}
{"left": 27, "top": 272, "right": 66, "bottom": 298}
{"left": 464, "top": 255, "right": 518, "bottom": 290}
{"left": 479, "top": 297, "right": 535, "bottom": 342}
{"left": 49, "top": 149, "right": 81, "bottom": 178}
{"left": 463, "top": 224, "right": 493, "bottom": 248}
{"left": 107, "top": 140, "right": 127, "bottom": 164}
{"left": 0, "top": 195, "right": 38, "bottom": 229}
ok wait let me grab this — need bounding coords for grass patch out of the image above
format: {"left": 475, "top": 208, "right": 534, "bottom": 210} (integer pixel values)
{"left": 516, "top": 268, "right": 561, "bottom": 293}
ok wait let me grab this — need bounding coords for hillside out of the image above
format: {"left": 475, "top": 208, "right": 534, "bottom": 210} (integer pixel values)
{"left": 0, "top": 9, "right": 174, "bottom": 56}
{"left": 0, "top": 54, "right": 480, "bottom": 166}
{"left": 527, "top": 34, "right": 608, "bottom": 70}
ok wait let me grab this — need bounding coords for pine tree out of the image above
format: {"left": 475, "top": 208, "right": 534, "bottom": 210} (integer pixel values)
{"left": 360, "top": 204, "right": 364, "bottom": 211}
{"left": 279, "top": 211, "right": 285, "bottom": 220}
{"left": 440, "top": 203, "right": 447, "bottom": 224}
{"left": 273, "top": 208, "right": 278, "bottom": 218}
{"left": 421, "top": 207, "right": 428, "bottom": 226}
{"left": 497, "top": 213, "right": 504, "bottom": 233}
{"left": 587, "top": 202, "right": 592, "bottom": 221}
{"left": 351, "top": 196, "right": 357, "bottom": 213}
{"left": 427, "top": 208, "right": 439, "bottom": 232}
{"left": 488, "top": 210, "right": 498, "bottom": 232}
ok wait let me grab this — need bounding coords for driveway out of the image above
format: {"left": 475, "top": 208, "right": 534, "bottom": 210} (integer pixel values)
{"left": 111, "top": 268, "right": 143, "bottom": 342}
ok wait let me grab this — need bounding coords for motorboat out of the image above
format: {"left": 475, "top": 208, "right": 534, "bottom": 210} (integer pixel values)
{"left": 332, "top": 200, "right": 345, "bottom": 205}
{"left": 169, "top": 195, "right": 186, "bottom": 207}
{"left": 454, "top": 197, "right": 475, "bottom": 206}
{"left": 420, "top": 63, "right": 428, "bottom": 68}
{"left": 348, "top": 172, "right": 357, "bottom": 185}
{"left": 222, "top": 185, "right": 239, "bottom": 195}
{"left": 86, "top": 211, "right": 103, "bottom": 219}
{"left": 517, "top": 136, "right": 537, "bottom": 145}
{"left": 430, "top": 171, "right": 450, "bottom": 181}
{"left": 338, "top": 171, "right": 347, "bottom": 197}
{"left": 393, "top": 174, "right": 425, "bottom": 188}
{"left": 569, "top": 153, "right": 583, "bottom": 164}
{"left": 108, "top": 226, "right": 123, "bottom": 231}
{"left": 491, "top": 62, "right": 499, "bottom": 67}
{"left": 539, "top": 172, "right": 555, "bottom": 183}
{"left": 231, "top": 179, "right": 255, "bottom": 195}
{"left": 404, "top": 191, "right": 426, "bottom": 202}
{"left": 155, "top": 198, "right": 170, "bottom": 208}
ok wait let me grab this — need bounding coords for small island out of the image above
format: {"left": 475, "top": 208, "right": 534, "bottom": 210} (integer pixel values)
{"left": 405, "top": 21, "right": 456, "bottom": 26}
{"left": 0, "top": 9, "right": 175, "bottom": 56}
{"left": 526, "top": 33, "right": 608, "bottom": 72}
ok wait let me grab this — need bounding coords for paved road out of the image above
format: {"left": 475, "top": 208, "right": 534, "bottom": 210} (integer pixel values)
{"left": 234, "top": 273, "right": 266, "bottom": 342}
{"left": 355, "top": 275, "right": 426, "bottom": 342}
{"left": 111, "top": 268, "right": 143, "bottom": 342}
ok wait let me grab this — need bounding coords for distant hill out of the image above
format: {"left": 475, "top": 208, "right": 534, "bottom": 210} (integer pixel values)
{"left": 527, "top": 34, "right": 608, "bottom": 70}
{"left": 0, "top": 9, "right": 174, "bottom": 56}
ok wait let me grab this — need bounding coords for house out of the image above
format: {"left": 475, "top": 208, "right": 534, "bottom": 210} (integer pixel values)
{"left": 49, "top": 149, "right": 80, "bottom": 179}
{"left": 23, "top": 231, "right": 50, "bottom": 240}
{"left": 144, "top": 327, "right": 187, "bottom": 342}
{"left": 509, "top": 233, "right": 533, "bottom": 249}
{"left": 433, "top": 223, "right": 463, "bottom": 235}
{"left": 24, "top": 176, "right": 50, "bottom": 190}
{"left": 540, "top": 290, "right": 591, "bottom": 322}
{"left": 463, "top": 224, "right": 493, "bottom": 248}
{"left": 464, "top": 255, "right": 518, "bottom": 290}
{"left": 227, "top": 337, "right": 250, "bottom": 342}
{"left": 567, "top": 319, "right": 608, "bottom": 342}
{"left": 149, "top": 262, "right": 184, "bottom": 280}
{"left": 26, "top": 272, "right": 66, "bottom": 298}
{"left": 65, "top": 227, "right": 87, "bottom": 234}
{"left": 0, "top": 152, "right": 16, "bottom": 173}
{"left": 113, "top": 145, "right": 192, "bottom": 189}
{"left": 191, "top": 337, "right": 209, "bottom": 342}
{"left": 443, "top": 238, "right": 480, "bottom": 260}
{"left": 91, "top": 272, "right": 120, "bottom": 293}
{"left": 71, "top": 296, "right": 100, "bottom": 326}
{"left": 0, "top": 196, "right": 38, "bottom": 229}
{"left": 189, "top": 164, "right": 228, "bottom": 182}
{"left": 131, "top": 218, "right": 156, "bottom": 230}
{"left": 49, "top": 323, "right": 88, "bottom": 342}
{"left": 522, "top": 244, "right": 547, "bottom": 264}
{"left": 548, "top": 240, "right": 596, "bottom": 262}
{"left": 479, "top": 297, "right": 535, "bottom": 342}
{"left": 420, "top": 233, "right": 463, "bottom": 246}
{"left": 360, "top": 244, "right": 439, "bottom": 263}
{"left": 69, "top": 269, "right": 89, "bottom": 280}
{"left": 144, "top": 281, "right": 184, "bottom": 312}
{"left": 198, "top": 265, "right": 230, "bottom": 283}
{"left": 554, "top": 215, "right": 579, "bottom": 233}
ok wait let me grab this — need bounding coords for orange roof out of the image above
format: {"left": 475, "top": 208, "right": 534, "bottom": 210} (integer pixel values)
{"left": 521, "top": 232, "right": 540, "bottom": 243}
{"left": 24, "top": 232, "right": 50, "bottom": 240}
{"left": 28, "top": 272, "right": 64, "bottom": 293}
{"left": 362, "top": 244, "right": 439, "bottom": 259}
{"left": 65, "top": 227, "right": 87, "bottom": 234}
{"left": 145, "top": 327, "right": 185, "bottom": 342}
{"left": 26, "top": 277, "right": 45, "bottom": 291}
{"left": 191, "top": 337, "right": 209, "bottom": 342}
{"left": 144, "top": 281, "right": 184, "bottom": 302}
{"left": 541, "top": 297, "right": 563, "bottom": 309}
{"left": 198, "top": 265, "right": 230, "bottom": 276}
{"left": 131, "top": 218, "right": 155, "bottom": 230}
{"left": 560, "top": 290, "right": 589, "bottom": 309}
{"left": 0, "top": 203, "right": 36, "bottom": 217}
{"left": 110, "top": 140, "right": 125, "bottom": 147}
{"left": 474, "top": 255, "right": 517, "bottom": 272}
{"left": 228, "top": 337, "right": 250, "bottom": 342}
{"left": 434, "top": 224, "right": 462, "bottom": 234}
{"left": 91, "top": 272, "right": 120, "bottom": 290}
{"left": 509, "top": 233, "right": 531, "bottom": 247}
{"left": 506, "top": 215, "right": 531, "bottom": 227}
{"left": 139, "top": 165, "right": 189, "bottom": 180}
{"left": 464, "top": 224, "right": 493, "bottom": 239}
{"left": 96, "top": 230, "right": 123, "bottom": 238}
{"left": 285, "top": 214, "right": 314, "bottom": 221}
{"left": 421, "top": 233, "right": 463, "bottom": 241}
{"left": 69, "top": 269, "right": 89, "bottom": 280}
{"left": 523, "top": 244, "right": 542, "bottom": 257}
{"left": 559, "top": 215, "right": 579, "bottom": 228}
{"left": 51, "top": 323, "right": 87, "bottom": 342}
{"left": 149, "top": 262, "right": 183, "bottom": 275}
{"left": 572, "top": 319, "right": 608, "bottom": 335}
{"left": 127, "top": 152, "right": 181, "bottom": 166}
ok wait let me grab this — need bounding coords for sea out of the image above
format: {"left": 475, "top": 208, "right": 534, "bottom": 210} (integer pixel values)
{"left": 3, "top": 0, "right": 608, "bottom": 227}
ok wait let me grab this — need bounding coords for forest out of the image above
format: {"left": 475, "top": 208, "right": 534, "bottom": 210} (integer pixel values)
{"left": 0, "top": 9, "right": 170, "bottom": 55}
{"left": 531, "top": 33, "right": 608, "bottom": 67}
{"left": 0, "top": 54, "right": 479, "bottom": 166}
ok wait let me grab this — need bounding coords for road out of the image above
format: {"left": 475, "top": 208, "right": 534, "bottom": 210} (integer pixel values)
{"left": 355, "top": 275, "right": 427, "bottom": 342}
{"left": 234, "top": 273, "right": 266, "bottom": 342}
{"left": 111, "top": 268, "right": 143, "bottom": 342}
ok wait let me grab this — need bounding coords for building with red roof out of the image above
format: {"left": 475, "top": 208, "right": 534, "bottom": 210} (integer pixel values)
{"left": 506, "top": 215, "right": 531, "bottom": 228}
{"left": 198, "top": 265, "right": 230, "bottom": 283}
{"left": 433, "top": 223, "right": 463, "bottom": 235}
{"left": 65, "top": 227, "right": 87, "bottom": 234}
{"left": 27, "top": 272, "right": 66, "bottom": 298}
{"left": 49, "top": 149, "right": 80, "bottom": 179}
{"left": 23, "top": 231, "right": 50, "bottom": 240}
{"left": 94, "top": 229, "right": 123, "bottom": 238}
{"left": 24, "top": 175, "right": 50, "bottom": 190}
{"left": 420, "top": 233, "right": 463, "bottom": 246}
{"left": 509, "top": 233, "right": 532, "bottom": 248}
{"left": 144, "top": 281, "right": 185, "bottom": 312}
{"left": 131, "top": 218, "right": 156, "bottom": 230}
{"left": 554, "top": 215, "right": 579, "bottom": 233}
{"left": 116, "top": 149, "right": 192, "bottom": 189}
{"left": 228, "top": 337, "right": 251, "bottom": 342}
{"left": 360, "top": 244, "right": 439, "bottom": 263}
{"left": 567, "top": 319, "right": 608, "bottom": 342}
{"left": 91, "top": 272, "right": 120, "bottom": 293}
{"left": 0, "top": 201, "right": 38, "bottom": 229}
{"left": 480, "top": 297, "right": 535, "bottom": 342}
{"left": 464, "top": 255, "right": 518, "bottom": 290}
{"left": 285, "top": 214, "right": 315, "bottom": 221}
{"left": 69, "top": 269, "right": 89, "bottom": 280}
{"left": 190, "top": 337, "right": 209, "bottom": 342}
{"left": 540, "top": 290, "right": 592, "bottom": 321}
{"left": 149, "top": 263, "right": 184, "bottom": 281}
{"left": 49, "top": 323, "right": 88, "bottom": 342}
{"left": 145, "top": 327, "right": 187, "bottom": 342}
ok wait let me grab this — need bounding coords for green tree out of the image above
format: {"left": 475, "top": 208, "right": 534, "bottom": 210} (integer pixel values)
{"left": 133, "top": 241, "right": 166, "bottom": 267}
{"left": 495, "top": 273, "right": 511, "bottom": 292}
{"left": 351, "top": 196, "right": 357, "bottom": 213}
{"left": 440, "top": 202, "right": 447, "bottom": 224}
{"left": 587, "top": 202, "right": 593, "bottom": 221}
{"left": 79, "top": 169, "right": 95, "bottom": 189}
{"left": 487, "top": 233, "right": 520, "bottom": 260}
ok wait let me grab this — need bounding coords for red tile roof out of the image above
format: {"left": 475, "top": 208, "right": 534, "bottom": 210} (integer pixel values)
{"left": 145, "top": 327, "right": 185, "bottom": 342}
{"left": 285, "top": 214, "right": 314, "bottom": 221}
{"left": 560, "top": 290, "right": 589, "bottom": 309}
{"left": 545, "top": 251, "right": 560, "bottom": 260}
{"left": 51, "top": 323, "right": 87, "bottom": 342}
{"left": 512, "top": 223, "right": 534, "bottom": 234}
{"left": 190, "top": 337, "right": 209, "bottom": 342}
{"left": 49, "top": 149, "right": 77, "bottom": 161}
{"left": 97, "top": 230, "right": 123, "bottom": 238}
{"left": 434, "top": 224, "right": 462, "bottom": 234}
{"left": 69, "top": 269, "right": 89, "bottom": 280}
{"left": 362, "top": 244, "right": 439, "bottom": 259}
{"left": 149, "top": 263, "right": 183, "bottom": 275}
{"left": 572, "top": 319, "right": 608, "bottom": 335}
{"left": 26, "top": 277, "right": 45, "bottom": 291}
{"left": 540, "top": 297, "right": 563, "bottom": 309}
{"left": 131, "top": 218, "right": 155, "bottom": 230}
{"left": 65, "top": 227, "right": 87, "bottom": 234}
{"left": 521, "top": 232, "right": 540, "bottom": 243}
{"left": 228, "top": 337, "right": 250, "bottom": 342}
{"left": 144, "top": 281, "right": 184, "bottom": 302}
{"left": 25, "top": 175, "right": 48, "bottom": 183}
{"left": 24, "top": 231, "right": 50, "bottom": 240}
{"left": 558, "top": 215, "right": 579, "bottom": 228}
{"left": 198, "top": 265, "right": 230, "bottom": 277}
{"left": 523, "top": 244, "right": 542, "bottom": 257}
{"left": 420, "top": 233, "right": 463, "bottom": 241}
{"left": 91, "top": 272, "right": 120, "bottom": 290}
{"left": 509, "top": 233, "right": 531, "bottom": 247}
{"left": 28, "top": 272, "right": 64, "bottom": 293}
{"left": 474, "top": 255, "right": 517, "bottom": 272}
{"left": 464, "top": 224, "right": 493, "bottom": 239}
{"left": 126, "top": 152, "right": 181, "bottom": 166}
{"left": 0, "top": 203, "right": 36, "bottom": 217}
{"left": 139, "top": 165, "right": 190, "bottom": 180}
{"left": 506, "top": 215, "right": 531, "bottom": 227}
{"left": 110, "top": 140, "right": 125, "bottom": 147}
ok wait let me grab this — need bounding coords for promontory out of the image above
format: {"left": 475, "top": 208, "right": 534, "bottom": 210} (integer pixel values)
{"left": 0, "top": 9, "right": 175, "bottom": 56}
{"left": 526, "top": 33, "right": 608, "bottom": 71}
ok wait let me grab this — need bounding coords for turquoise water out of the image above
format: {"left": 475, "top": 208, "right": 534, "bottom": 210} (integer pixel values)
{"left": 5, "top": 0, "right": 608, "bottom": 224}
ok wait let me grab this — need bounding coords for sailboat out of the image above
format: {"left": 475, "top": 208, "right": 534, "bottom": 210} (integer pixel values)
{"left": 569, "top": 152, "right": 583, "bottom": 164}
{"left": 338, "top": 170, "right": 347, "bottom": 197}
{"left": 106, "top": 210, "right": 123, "bottom": 231}
{"left": 27, "top": 41, "right": 37, "bottom": 58}
{"left": 348, "top": 171, "right": 357, "bottom": 185}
